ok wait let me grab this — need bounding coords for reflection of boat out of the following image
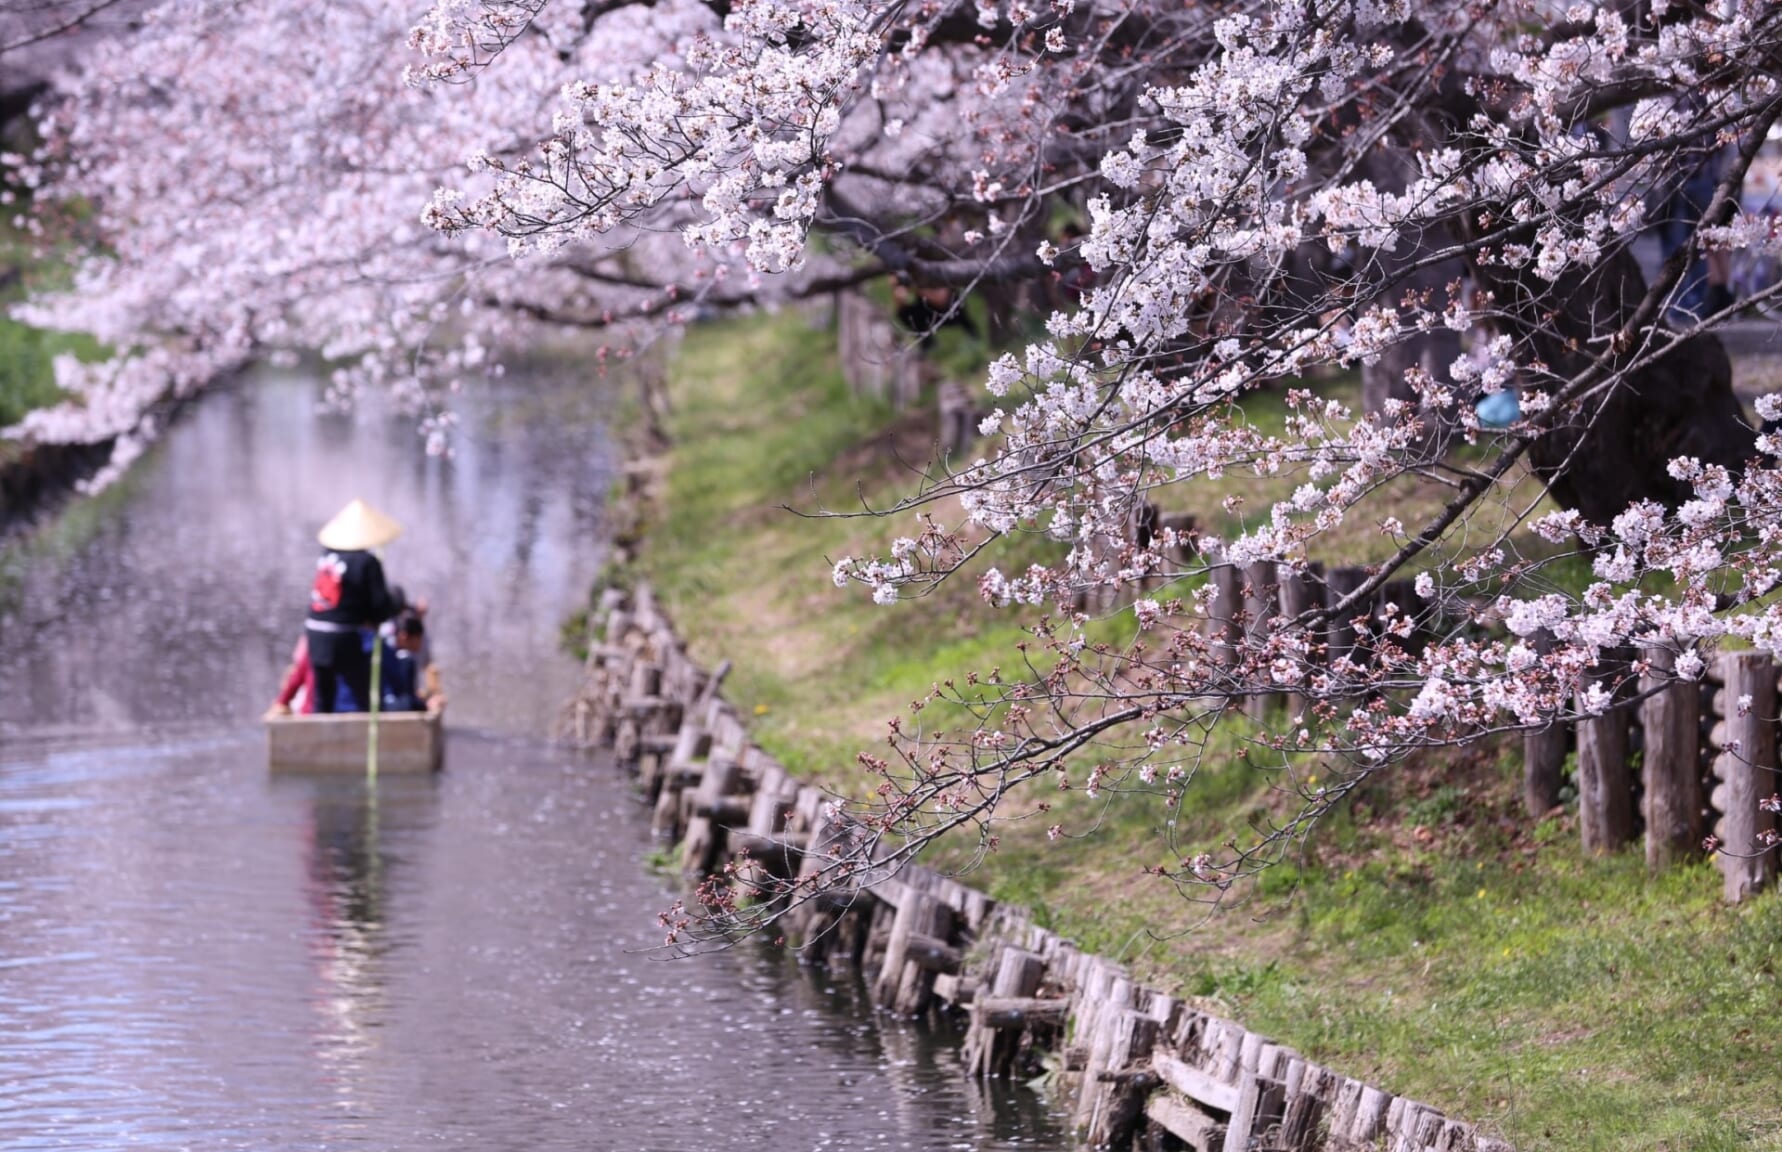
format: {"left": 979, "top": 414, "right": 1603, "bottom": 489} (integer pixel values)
{"left": 266, "top": 707, "right": 445, "bottom": 773}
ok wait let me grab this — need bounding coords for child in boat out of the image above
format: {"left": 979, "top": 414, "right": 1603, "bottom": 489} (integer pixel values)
{"left": 267, "top": 635, "right": 316, "bottom": 716}
{"left": 379, "top": 611, "right": 433, "bottom": 713}
{"left": 266, "top": 633, "right": 367, "bottom": 715}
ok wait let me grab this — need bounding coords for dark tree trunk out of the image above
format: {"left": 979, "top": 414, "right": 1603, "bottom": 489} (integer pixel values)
{"left": 1483, "top": 245, "right": 1756, "bottom": 524}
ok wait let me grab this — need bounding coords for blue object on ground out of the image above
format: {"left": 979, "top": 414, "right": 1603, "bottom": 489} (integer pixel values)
{"left": 1476, "top": 389, "right": 1520, "bottom": 429}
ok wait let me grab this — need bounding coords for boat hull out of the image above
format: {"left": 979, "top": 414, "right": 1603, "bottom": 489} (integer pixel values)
{"left": 266, "top": 710, "right": 444, "bottom": 773}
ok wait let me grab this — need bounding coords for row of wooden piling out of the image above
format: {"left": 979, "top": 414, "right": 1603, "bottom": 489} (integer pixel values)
{"left": 1113, "top": 535, "right": 1779, "bottom": 906}
{"left": 1526, "top": 647, "right": 1780, "bottom": 902}
{"left": 565, "top": 582, "right": 1515, "bottom": 1152}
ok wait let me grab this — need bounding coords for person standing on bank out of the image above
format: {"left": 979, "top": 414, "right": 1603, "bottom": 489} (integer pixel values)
{"left": 306, "top": 499, "right": 403, "bottom": 714}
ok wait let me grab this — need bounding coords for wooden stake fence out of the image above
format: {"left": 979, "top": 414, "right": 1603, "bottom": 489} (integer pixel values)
{"left": 564, "top": 584, "right": 1520, "bottom": 1151}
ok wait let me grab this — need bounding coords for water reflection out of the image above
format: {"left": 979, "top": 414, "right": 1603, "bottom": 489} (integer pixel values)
{"left": 0, "top": 366, "right": 1068, "bottom": 1150}
{"left": 293, "top": 777, "right": 406, "bottom": 1120}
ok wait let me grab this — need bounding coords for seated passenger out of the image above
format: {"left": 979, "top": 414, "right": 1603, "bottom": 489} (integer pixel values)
{"left": 378, "top": 591, "right": 432, "bottom": 671}
{"left": 379, "top": 612, "right": 431, "bottom": 713}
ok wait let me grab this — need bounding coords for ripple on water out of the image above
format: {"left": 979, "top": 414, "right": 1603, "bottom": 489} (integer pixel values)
{"left": 0, "top": 370, "right": 1069, "bottom": 1151}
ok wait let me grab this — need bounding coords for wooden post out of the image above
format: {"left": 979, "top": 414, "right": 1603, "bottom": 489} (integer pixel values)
{"left": 1323, "top": 566, "right": 1368, "bottom": 671}
{"left": 873, "top": 888, "right": 956, "bottom": 1015}
{"left": 1073, "top": 969, "right": 1136, "bottom": 1135}
{"left": 938, "top": 380, "right": 974, "bottom": 458}
{"left": 1523, "top": 630, "right": 1568, "bottom": 819}
{"left": 1576, "top": 666, "right": 1637, "bottom": 854}
{"left": 1082, "top": 1009, "right": 1159, "bottom": 1148}
{"left": 1277, "top": 562, "right": 1322, "bottom": 723}
{"left": 1242, "top": 561, "right": 1279, "bottom": 722}
{"left": 680, "top": 755, "right": 738, "bottom": 875}
{"left": 1717, "top": 652, "right": 1776, "bottom": 902}
{"left": 1156, "top": 512, "right": 1197, "bottom": 569}
{"left": 964, "top": 946, "right": 1046, "bottom": 1078}
{"left": 1641, "top": 643, "right": 1704, "bottom": 871}
{"left": 1347, "top": 1084, "right": 1392, "bottom": 1146}
{"left": 1207, "top": 562, "right": 1244, "bottom": 667}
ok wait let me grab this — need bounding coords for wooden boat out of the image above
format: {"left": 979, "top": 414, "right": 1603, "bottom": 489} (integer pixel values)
{"left": 266, "top": 706, "right": 445, "bottom": 773}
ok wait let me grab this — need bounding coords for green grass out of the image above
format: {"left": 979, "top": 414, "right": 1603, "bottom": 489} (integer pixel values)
{"left": 0, "top": 190, "right": 106, "bottom": 429}
{"left": 632, "top": 310, "right": 1782, "bottom": 1152}
{"left": 634, "top": 311, "right": 1047, "bottom": 780}
{"left": 0, "top": 318, "right": 99, "bottom": 428}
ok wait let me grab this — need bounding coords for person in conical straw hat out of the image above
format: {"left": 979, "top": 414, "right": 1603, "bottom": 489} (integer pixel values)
{"left": 304, "top": 499, "right": 404, "bottom": 714}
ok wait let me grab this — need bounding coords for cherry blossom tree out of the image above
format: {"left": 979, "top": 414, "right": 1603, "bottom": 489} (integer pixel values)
{"left": 16, "top": 0, "right": 1782, "bottom": 925}
{"left": 4, "top": 0, "right": 842, "bottom": 485}
{"left": 419, "top": 0, "right": 1781, "bottom": 931}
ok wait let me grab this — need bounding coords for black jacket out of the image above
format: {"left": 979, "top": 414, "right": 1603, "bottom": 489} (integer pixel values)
{"left": 306, "top": 549, "right": 397, "bottom": 628}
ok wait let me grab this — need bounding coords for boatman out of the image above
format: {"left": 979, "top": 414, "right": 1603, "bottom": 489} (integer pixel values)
{"left": 306, "top": 499, "right": 403, "bottom": 714}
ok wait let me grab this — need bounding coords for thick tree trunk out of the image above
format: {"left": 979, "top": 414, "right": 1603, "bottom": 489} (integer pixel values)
{"left": 1468, "top": 185, "right": 1757, "bottom": 523}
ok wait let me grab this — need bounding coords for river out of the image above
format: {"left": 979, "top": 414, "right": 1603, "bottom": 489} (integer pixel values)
{"left": 0, "top": 364, "right": 1067, "bottom": 1150}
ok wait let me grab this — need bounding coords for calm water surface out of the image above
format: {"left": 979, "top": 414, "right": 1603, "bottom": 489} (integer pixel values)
{"left": 0, "top": 367, "right": 1066, "bottom": 1150}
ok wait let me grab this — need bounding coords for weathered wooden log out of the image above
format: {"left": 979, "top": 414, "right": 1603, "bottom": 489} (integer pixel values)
{"left": 1218, "top": 1035, "right": 1269, "bottom": 1152}
{"left": 680, "top": 815, "right": 720, "bottom": 876}
{"left": 1072, "top": 976, "right": 1136, "bottom": 1136}
{"left": 1522, "top": 630, "right": 1568, "bottom": 818}
{"left": 1641, "top": 643, "right": 1704, "bottom": 871}
{"left": 1328, "top": 1078, "right": 1364, "bottom": 1136}
{"left": 694, "top": 795, "right": 752, "bottom": 825}
{"left": 1347, "top": 1084, "right": 1392, "bottom": 1145}
{"left": 613, "top": 716, "right": 641, "bottom": 765}
{"left": 650, "top": 779, "right": 684, "bottom": 840}
{"left": 965, "top": 946, "right": 1047, "bottom": 1078}
{"left": 1144, "top": 1093, "right": 1227, "bottom": 1152}
{"left": 1071, "top": 959, "right": 1131, "bottom": 1083}
{"left": 1717, "top": 651, "right": 1776, "bottom": 902}
{"left": 745, "top": 765, "right": 785, "bottom": 827}
{"left": 783, "top": 799, "right": 847, "bottom": 955}
{"left": 1208, "top": 1020, "right": 1242, "bottom": 1086}
{"left": 1156, "top": 512, "right": 1198, "bottom": 567}
{"left": 688, "top": 755, "right": 739, "bottom": 820}
{"left": 938, "top": 379, "right": 976, "bottom": 458}
{"left": 666, "top": 722, "right": 712, "bottom": 775}
{"left": 1242, "top": 561, "right": 1280, "bottom": 722}
{"left": 1152, "top": 1054, "right": 1240, "bottom": 1114}
{"left": 628, "top": 659, "right": 663, "bottom": 701}
{"left": 693, "top": 658, "right": 732, "bottom": 710}
{"left": 1276, "top": 561, "right": 1323, "bottom": 722}
{"left": 1229, "top": 1075, "right": 1288, "bottom": 1152}
{"left": 1576, "top": 668, "right": 1637, "bottom": 854}
{"left": 932, "top": 972, "right": 979, "bottom": 1005}
{"left": 727, "top": 831, "right": 809, "bottom": 879}
{"left": 1207, "top": 562, "right": 1244, "bottom": 667}
{"left": 1084, "top": 1010, "right": 1160, "bottom": 1148}
{"left": 970, "top": 996, "right": 1071, "bottom": 1028}
{"left": 900, "top": 931, "right": 962, "bottom": 975}
{"left": 873, "top": 888, "right": 956, "bottom": 1015}
{"left": 860, "top": 895, "right": 898, "bottom": 971}
{"left": 1278, "top": 1083, "right": 1325, "bottom": 1152}
{"left": 1323, "top": 565, "right": 1369, "bottom": 669}
{"left": 677, "top": 756, "right": 739, "bottom": 874}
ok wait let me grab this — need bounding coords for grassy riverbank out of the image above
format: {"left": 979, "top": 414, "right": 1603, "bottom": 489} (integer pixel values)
{"left": 0, "top": 187, "right": 107, "bottom": 432}
{"left": 631, "top": 312, "right": 1782, "bottom": 1152}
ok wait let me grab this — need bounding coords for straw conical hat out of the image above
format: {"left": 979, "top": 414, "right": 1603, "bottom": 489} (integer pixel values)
{"left": 317, "top": 499, "right": 403, "bottom": 552}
